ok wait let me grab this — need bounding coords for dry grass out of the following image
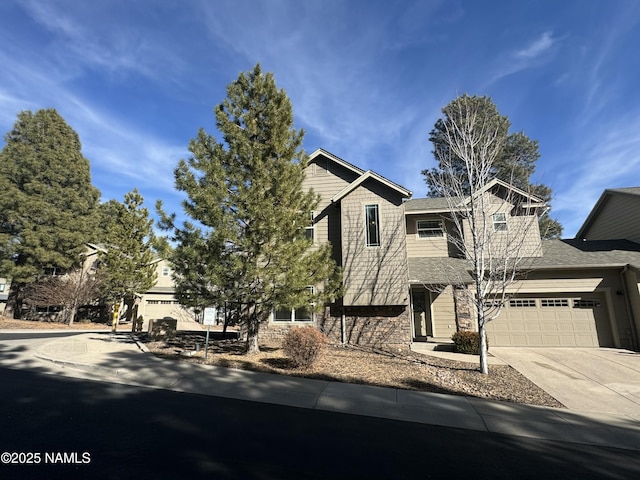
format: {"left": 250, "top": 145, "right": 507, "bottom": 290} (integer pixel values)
{"left": 0, "top": 317, "right": 112, "bottom": 330}
{"left": 142, "top": 332, "right": 564, "bottom": 408}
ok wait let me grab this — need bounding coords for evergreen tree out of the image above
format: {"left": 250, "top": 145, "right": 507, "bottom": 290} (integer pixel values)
{"left": 0, "top": 109, "right": 100, "bottom": 318}
{"left": 158, "top": 64, "right": 342, "bottom": 354}
{"left": 97, "top": 189, "right": 157, "bottom": 326}
{"left": 423, "top": 95, "right": 562, "bottom": 239}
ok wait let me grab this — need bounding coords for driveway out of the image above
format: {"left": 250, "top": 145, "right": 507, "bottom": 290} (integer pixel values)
{"left": 491, "top": 347, "right": 640, "bottom": 420}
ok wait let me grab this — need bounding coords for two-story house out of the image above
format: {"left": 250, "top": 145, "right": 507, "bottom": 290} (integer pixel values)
{"left": 268, "top": 149, "right": 640, "bottom": 352}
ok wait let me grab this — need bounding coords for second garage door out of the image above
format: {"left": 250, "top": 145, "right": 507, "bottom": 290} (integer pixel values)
{"left": 486, "top": 294, "right": 612, "bottom": 347}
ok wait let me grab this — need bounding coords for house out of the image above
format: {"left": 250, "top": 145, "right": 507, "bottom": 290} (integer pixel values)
{"left": 138, "top": 258, "right": 195, "bottom": 328}
{"left": 576, "top": 187, "right": 640, "bottom": 244}
{"left": 0, "top": 277, "right": 10, "bottom": 311}
{"left": 262, "top": 149, "right": 640, "bottom": 352}
{"left": 261, "top": 149, "right": 413, "bottom": 349}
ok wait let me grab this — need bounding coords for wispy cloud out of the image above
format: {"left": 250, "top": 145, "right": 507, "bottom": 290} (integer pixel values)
{"left": 553, "top": 112, "right": 640, "bottom": 236}
{"left": 484, "top": 31, "right": 560, "bottom": 87}
{"left": 514, "top": 31, "right": 555, "bottom": 59}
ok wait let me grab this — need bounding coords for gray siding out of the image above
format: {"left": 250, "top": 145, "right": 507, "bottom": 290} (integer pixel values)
{"left": 340, "top": 180, "right": 409, "bottom": 306}
{"left": 405, "top": 214, "right": 451, "bottom": 257}
{"left": 461, "top": 192, "right": 542, "bottom": 258}
{"left": 582, "top": 195, "right": 640, "bottom": 243}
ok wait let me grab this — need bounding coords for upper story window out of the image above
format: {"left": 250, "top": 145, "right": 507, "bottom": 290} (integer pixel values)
{"left": 162, "top": 266, "right": 171, "bottom": 277}
{"left": 492, "top": 212, "right": 508, "bottom": 231}
{"left": 305, "top": 211, "right": 315, "bottom": 242}
{"left": 0, "top": 283, "right": 5, "bottom": 292}
{"left": 417, "top": 220, "right": 444, "bottom": 238}
{"left": 365, "top": 204, "right": 381, "bottom": 247}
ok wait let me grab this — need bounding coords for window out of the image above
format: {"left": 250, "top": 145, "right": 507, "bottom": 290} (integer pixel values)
{"left": 574, "top": 299, "right": 601, "bottom": 308}
{"left": 35, "top": 306, "right": 62, "bottom": 313}
{"left": 365, "top": 204, "right": 380, "bottom": 247}
{"left": 492, "top": 212, "right": 507, "bottom": 231}
{"left": 162, "top": 266, "right": 171, "bottom": 277}
{"left": 43, "top": 267, "right": 66, "bottom": 276}
{"left": 273, "top": 287, "right": 315, "bottom": 322}
{"left": 0, "top": 284, "right": 4, "bottom": 292}
{"left": 305, "top": 211, "right": 315, "bottom": 242}
{"left": 509, "top": 299, "right": 536, "bottom": 308}
{"left": 417, "top": 220, "right": 444, "bottom": 238}
{"left": 541, "top": 299, "right": 569, "bottom": 307}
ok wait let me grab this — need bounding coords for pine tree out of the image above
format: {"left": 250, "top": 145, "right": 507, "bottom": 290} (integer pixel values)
{"left": 423, "top": 95, "right": 563, "bottom": 239}
{"left": 159, "top": 64, "right": 342, "bottom": 354}
{"left": 97, "top": 189, "right": 157, "bottom": 326}
{"left": 0, "top": 109, "right": 100, "bottom": 318}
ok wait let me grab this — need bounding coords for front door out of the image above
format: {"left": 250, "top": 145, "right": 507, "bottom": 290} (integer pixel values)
{"left": 411, "top": 289, "right": 432, "bottom": 339}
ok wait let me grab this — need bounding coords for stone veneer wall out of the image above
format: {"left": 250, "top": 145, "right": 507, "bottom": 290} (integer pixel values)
{"left": 453, "top": 286, "right": 475, "bottom": 331}
{"left": 318, "top": 305, "right": 411, "bottom": 353}
{"left": 257, "top": 305, "right": 411, "bottom": 352}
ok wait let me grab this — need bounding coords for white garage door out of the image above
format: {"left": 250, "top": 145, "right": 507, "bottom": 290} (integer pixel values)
{"left": 486, "top": 295, "right": 611, "bottom": 347}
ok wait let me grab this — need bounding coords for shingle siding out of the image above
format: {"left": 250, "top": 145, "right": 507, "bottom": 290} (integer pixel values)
{"left": 581, "top": 194, "right": 640, "bottom": 244}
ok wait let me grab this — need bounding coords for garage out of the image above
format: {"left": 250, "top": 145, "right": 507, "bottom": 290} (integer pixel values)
{"left": 485, "top": 294, "right": 612, "bottom": 347}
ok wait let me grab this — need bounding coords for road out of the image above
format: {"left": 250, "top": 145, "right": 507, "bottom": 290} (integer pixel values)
{"left": 0, "top": 367, "right": 638, "bottom": 480}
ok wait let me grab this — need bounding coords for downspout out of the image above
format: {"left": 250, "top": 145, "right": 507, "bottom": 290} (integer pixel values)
{"left": 619, "top": 266, "right": 639, "bottom": 351}
{"left": 341, "top": 308, "right": 346, "bottom": 345}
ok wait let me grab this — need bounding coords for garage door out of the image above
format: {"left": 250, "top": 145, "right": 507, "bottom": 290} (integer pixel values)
{"left": 486, "top": 295, "right": 612, "bottom": 347}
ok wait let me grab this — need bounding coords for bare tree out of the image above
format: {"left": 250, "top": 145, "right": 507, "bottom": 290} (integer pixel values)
{"left": 425, "top": 95, "right": 543, "bottom": 374}
{"left": 25, "top": 268, "right": 101, "bottom": 325}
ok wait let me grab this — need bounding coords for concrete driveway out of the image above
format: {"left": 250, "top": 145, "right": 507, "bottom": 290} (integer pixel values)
{"left": 491, "top": 347, "right": 640, "bottom": 420}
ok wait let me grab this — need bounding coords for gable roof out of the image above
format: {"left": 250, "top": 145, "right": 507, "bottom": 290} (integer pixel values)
{"left": 308, "top": 148, "right": 412, "bottom": 202}
{"left": 331, "top": 170, "right": 412, "bottom": 203}
{"left": 534, "top": 239, "right": 640, "bottom": 270}
{"left": 575, "top": 187, "right": 640, "bottom": 240}
{"left": 404, "top": 178, "right": 545, "bottom": 215}
{"left": 308, "top": 148, "right": 365, "bottom": 177}
{"left": 408, "top": 239, "right": 640, "bottom": 285}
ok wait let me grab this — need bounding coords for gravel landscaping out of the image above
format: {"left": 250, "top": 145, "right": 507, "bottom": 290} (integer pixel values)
{"left": 140, "top": 331, "right": 564, "bottom": 408}
{"left": 0, "top": 318, "right": 564, "bottom": 408}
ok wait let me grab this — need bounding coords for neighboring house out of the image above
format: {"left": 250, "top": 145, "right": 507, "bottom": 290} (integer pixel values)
{"left": 576, "top": 187, "right": 640, "bottom": 244}
{"left": 138, "top": 259, "right": 195, "bottom": 328}
{"left": 262, "top": 149, "right": 640, "bottom": 352}
{"left": 0, "top": 277, "right": 10, "bottom": 311}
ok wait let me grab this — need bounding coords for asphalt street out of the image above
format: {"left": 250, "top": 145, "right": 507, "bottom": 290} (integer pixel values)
{"left": 1, "top": 367, "right": 639, "bottom": 480}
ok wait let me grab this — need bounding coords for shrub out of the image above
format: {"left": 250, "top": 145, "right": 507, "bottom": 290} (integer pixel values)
{"left": 451, "top": 331, "right": 487, "bottom": 355}
{"left": 282, "top": 326, "right": 328, "bottom": 369}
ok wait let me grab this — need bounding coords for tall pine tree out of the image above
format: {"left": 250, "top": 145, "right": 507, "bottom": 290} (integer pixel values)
{"left": 159, "top": 64, "right": 342, "bottom": 354}
{"left": 423, "top": 95, "right": 562, "bottom": 239}
{"left": 97, "top": 189, "right": 157, "bottom": 327}
{"left": 0, "top": 109, "right": 100, "bottom": 318}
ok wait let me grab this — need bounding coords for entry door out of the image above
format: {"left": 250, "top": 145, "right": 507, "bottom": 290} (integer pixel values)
{"left": 411, "top": 289, "right": 432, "bottom": 338}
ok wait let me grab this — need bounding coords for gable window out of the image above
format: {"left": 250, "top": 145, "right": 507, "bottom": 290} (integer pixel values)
{"left": 162, "top": 266, "right": 171, "bottom": 277}
{"left": 365, "top": 204, "right": 381, "bottom": 247}
{"left": 417, "top": 220, "right": 444, "bottom": 238}
{"left": 492, "top": 212, "right": 508, "bottom": 231}
{"left": 305, "top": 211, "right": 315, "bottom": 242}
{"left": 273, "top": 287, "right": 315, "bottom": 322}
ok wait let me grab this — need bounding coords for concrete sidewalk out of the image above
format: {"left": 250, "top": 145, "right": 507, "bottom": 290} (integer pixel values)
{"left": 2, "top": 331, "right": 639, "bottom": 452}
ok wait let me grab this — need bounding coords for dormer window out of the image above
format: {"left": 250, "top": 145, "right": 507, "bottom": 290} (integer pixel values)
{"left": 492, "top": 213, "right": 508, "bottom": 231}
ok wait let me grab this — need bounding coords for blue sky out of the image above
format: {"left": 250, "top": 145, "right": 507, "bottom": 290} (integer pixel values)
{"left": 1, "top": 0, "right": 639, "bottom": 237}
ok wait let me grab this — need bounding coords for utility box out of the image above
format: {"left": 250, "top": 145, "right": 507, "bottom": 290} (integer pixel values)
{"left": 149, "top": 317, "right": 177, "bottom": 339}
